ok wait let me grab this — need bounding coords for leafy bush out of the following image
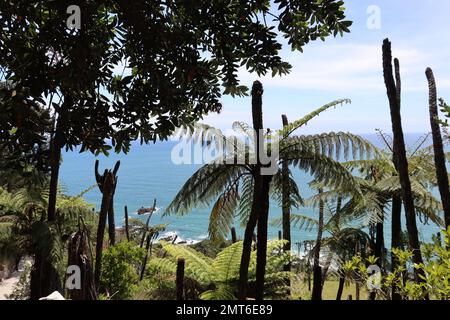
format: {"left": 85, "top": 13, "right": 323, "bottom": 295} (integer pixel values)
{"left": 343, "top": 228, "right": 450, "bottom": 300}
{"left": 100, "top": 241, "right": 145, "bottom": 300}
{"left": 146, "top": 240, "right": 293, "bottom": 300}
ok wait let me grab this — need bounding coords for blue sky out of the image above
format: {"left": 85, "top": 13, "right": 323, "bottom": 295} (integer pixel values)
{"left": 203, "top": 0, "right": 450, "bottom": 134}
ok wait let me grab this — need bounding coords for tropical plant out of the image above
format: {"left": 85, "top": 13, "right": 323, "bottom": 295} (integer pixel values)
{"left": 382, "top": 39, "right": 427, "bottom": 288}
{"left": 165, "top": 95, "right": 376, "bottom": 299}
{"left": 100, "top": 241, "right": 146, "bottom": 300}
{"left": 313, "top": 134, "right": 444, "bottom": 299}
{"left": 147, "top": 240, "right": 292, "bottom": 300}
{"left": 0, "top": 2, "right": 352, "bottom": 297}
{"left": 0, "top": 185, "right": 96, "bottom": 299}
{"left": 273, "top": 190, "right": 373, "bottom": 300}
{"left": 345, "top": 228, "right": 450, "bottom": 300}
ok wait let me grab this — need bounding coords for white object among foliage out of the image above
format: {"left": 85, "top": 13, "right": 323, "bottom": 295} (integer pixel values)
{"left": 39, "top": 291, "right": 65, "bottom": 300}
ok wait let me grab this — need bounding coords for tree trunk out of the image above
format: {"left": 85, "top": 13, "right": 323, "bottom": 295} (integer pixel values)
{"left": 140, "top": 234, "right": 151, "bottom": 281}
{"left": 426, "top": 68, "right": 450, "bottom": 230}
{"left": 176, "top": 258, "right": 185, "bottom": 300}
{"left": 391, "top": 194, "right": 402, "bottom": 300}
{"left": 124, "top": 205, "right": 130, "bottom": 242}
{"left": 238, "top": 81, "right": 265, "bottom": 300}
{"left": 108, "top": 198, "right": 116, "bottom": 246}
{"left": 370, "top": 215, "right": 384, "bottom": 300}
{"left": 67, "top": 229, "right": 96, "bottom": 300}
{"left": 382, "top": 39, "right": 426, "bottom": 286}
{"left": 311, "top": 189, "right": 324, "bottom": 300}
{"left": 30, "top": 125, "right": 62, "bottom": 299}
{"left": 355, "top": 281, "right": 360, "bottom": 300}
{"left": 281, "top": 114, "right": 292, "bottom": 277}
{"left": 322, "top": 197, "right": 342, "bottom": 284}
{"left": 30, "top": 253, "right": 62, "bottom": 300}
{"left": 47, "top": 137, "right": 61, "bottom": 222}
{"left": 95, "top": 161, "right": 120, "bottom": 247}
{"left": 140, "top": 198, "right": 157, "bottom": 248}
{"left": 255, "top": 175, "right": 272, "bottom": 300}
{"left": 231, "top": 227, "right": 237, "bottom": 243}
{"left": 336, "top": 274, "right": 345, "bottom": 301}
{"left": 238, "top": 192, "right": 259, "bottom": 300}
{"left": 391, "top": 59, "right": 403, "bottom": 300}
{"left": 375, "top": 216, "right": 385, "bottom": 263}
{"left": 94, "top": 171, "right": 115, "bottom": 293}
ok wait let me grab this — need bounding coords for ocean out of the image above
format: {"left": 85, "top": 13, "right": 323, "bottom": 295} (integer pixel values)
{"left": 60, "top": 133, "right": 443, "bottom": 248}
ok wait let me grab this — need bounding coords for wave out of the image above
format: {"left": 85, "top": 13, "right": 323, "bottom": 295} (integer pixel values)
{"left": 156, "top": 230, "right": 204, "bottom": 245}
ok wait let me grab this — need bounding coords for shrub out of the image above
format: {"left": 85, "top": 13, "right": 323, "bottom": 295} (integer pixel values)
{"left": 100, "top": 241, "right": 145, "bottom": 300}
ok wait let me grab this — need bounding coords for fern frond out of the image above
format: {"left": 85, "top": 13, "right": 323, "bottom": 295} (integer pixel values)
{"left": 282, "top": 132, "right": 379, "bottom": 162}
{"left": 284, "top": 150, "right": 362, "bottom": 195}
{"left": 278, "top": 99, "right": 352, "bottom": 138}
{"left": 160, "top": 241, "right": 213, "bottom": 284}
{"left": 270, "top": 168, "right": 304, "bottom": 209}
{"left": 236, "top": 175, "right": 254, "bottom": 227}
{"left": 209, "top": 185, "right": 240, "bottom": 242}
{"left": 211, "top": 241, "right": 243, "bottom": 283}
{"left": 200, "top": 285, "right": 236, "bottom": 300}
{"left": 164, "top": 164, "right": 248, "bottom": 216}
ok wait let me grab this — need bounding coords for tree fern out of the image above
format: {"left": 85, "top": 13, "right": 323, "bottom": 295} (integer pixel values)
{"left": 278, "top": 99, "right": 352, "bottom": 138}
{"left": 150, "top": 240, "right": 294, "bottom": 300}
{"left": 160, "top": 242, "right": 213, "bottom": 284}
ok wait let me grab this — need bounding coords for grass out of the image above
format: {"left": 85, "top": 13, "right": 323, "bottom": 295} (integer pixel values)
{"left": 291, "top": 275, "right": 369, "bottom": 300}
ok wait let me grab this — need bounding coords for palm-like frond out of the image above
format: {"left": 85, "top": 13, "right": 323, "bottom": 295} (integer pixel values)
{"left": 343, "top": 158, "right": 396, "bottom": 177}
{"left": 164, "top": 164, "right": 247, "bottom": 216}
{"left": 159, "top": 241, "right": 213, "bottom": 284}
{"left": 211, "top": 241, "right": 243, "bottom": 283}
{"left": 277, "top": 99, "right": 352, "bottom": 138}
{"left": 236, "top": 175, "right": 254, "bottom": 227}
{"left": 282, "top": 132, "right": 379, "bottom": 162}
{"left": 284, "top": 150, "right": 362, "bottom": 195}
{"left": 232, "top": 121, "right": 255, "bottom": 143}
{"left": 209, "top": 185, "right": 240, "bottom": 242}
{"left": 174, "top": 122, "right": 247, "bottom": 155}
{"left": 146, "top": 257, "right": 178, "bottom": 275}
{"left": 200, "top": 285, "right": 237, "bottom": 300}
{"left": 270, "top": 168, "right": 303, "bottom": 209}
{"left": 272, "top": 213, "right": 318, "bottom": 232}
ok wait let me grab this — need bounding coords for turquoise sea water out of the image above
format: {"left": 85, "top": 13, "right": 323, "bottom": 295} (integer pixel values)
{"left": 59, "top": 133, "right": 442, "bottom": 247}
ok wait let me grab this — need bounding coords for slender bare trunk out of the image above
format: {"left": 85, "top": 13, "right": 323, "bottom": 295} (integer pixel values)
{"left": 391, "top": 195, "right": 403, "bottom": 300}
{"left": 67, "top": 229, "right": 96, "bottom": 300}
{"left": 231, "top": 227, "right": 237, "bottom": 243}
{"left": 140, "top": 234, "right": 151, "bottom": 281}
{"left": 94, "top": 171, "right": 115, "bottom": 293}
{"left": 391, "top": 58, "right": 403, "bottom": 300}
{"left": 382, "top": 39, "right": 427, "bottom": 287}
{"left": 124, "top": 205, "right": 130, "bottom": 241}
{"left": 176, "top": 258, "right": 185, "bottom": 300}
{"left": 255, "top": 175, "right": 272, "bottom": 300}
{"left": 47, "top": 137, "right": 61, "bottom": 222}
{"left": 426, "top": 68, "right": 450, "bottom": 230}
{"left": 311, "top": 189, "right": 324, "bottom": 300}
{"left": 95, "top": 161, "right": 120, "bottom": 247}
{"left": 281, "top": 114, "right": 291, "bottom": 277}
{"left": 140, "top": 199, "right": 157, "bottom": 248}
{"left": 336, "top": 274, "right": 345, "bottom": 301}
{"left": 238, "top": 81, "right": 264, "bottom": 300}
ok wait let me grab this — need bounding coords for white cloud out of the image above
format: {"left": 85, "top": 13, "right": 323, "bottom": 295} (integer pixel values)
{"left": 237, "top": 43, "right": 431, "bottom": 92}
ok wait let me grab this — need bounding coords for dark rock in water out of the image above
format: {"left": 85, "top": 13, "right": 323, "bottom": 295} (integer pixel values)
{"left": 160, "top": 236, "right": 175, "bottom": 242}
{"left": 190, "top": 239, "right": 231, "bottom": 258}
{"left": 178, "top": 241, "right": 187, "bottom": 244}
